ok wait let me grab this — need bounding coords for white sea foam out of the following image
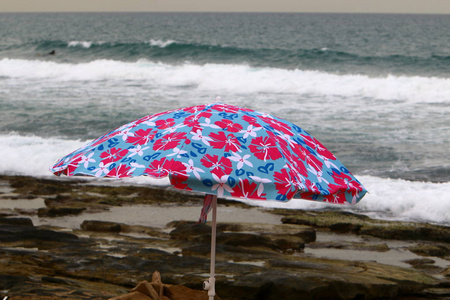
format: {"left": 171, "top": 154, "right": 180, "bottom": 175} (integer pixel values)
{"left": 0, "top": 134, "right": 86, "bottom": 177}
{"left": 0, "top": 134, "right": 448, "bottom": 226}
{"left": 1, "top": 58, "right": 449, "bottom": 103}
{"left": 67, "top": 41, "right": 98, "bottom": 48}
{"left": 148, "top": 39, "right": 176, "bottom": 47}
{"left": 0, "top": 134, "right": 170, "bottom": 186}
{"left": 68, "top": 39, "right": 175, "bottom": 48}
{"left": 239, "top": 176, "right": 450, "bottom": 226}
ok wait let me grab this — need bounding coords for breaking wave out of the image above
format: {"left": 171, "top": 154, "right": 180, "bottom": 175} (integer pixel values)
{"left": 1, "top": 58, "right": 449, "bottom": 103}
{"left": 0, "top": 134, "right": 449, "bottom": 226}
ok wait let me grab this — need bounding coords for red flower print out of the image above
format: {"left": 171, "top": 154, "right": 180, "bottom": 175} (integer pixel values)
{"left": 211, "top": 103, "right": 239, "bottom": 113}
{"left": 215, "top": 119, "right": 243, "bottom": 133}
{"left": 197, "top": 111, "right": 212, "bottom": 119}
{"left": 89, "top": 129, "right": 121, "bottom": 148}
{"left": 144, "top": 159, "right": 169, "bottom": 178}
{"left": 269, "top": 133, "right": 290, "bottom": 156}
{"left": 305, "top": 154, "right": 323, "bottom": 171}
{"left": 288, "top": 144, "right": 321, "bottom": 175}
{"left": 209, "top": 131, "right": 241, "bottom": 152}
{"left": 183, "top": 104, "right": 208, "bottom": 113}
{"left": 323, "top": 191, "right": 348, "bottom": 204}
{"left": 240, "top": 107, "right": 256, "bottom": 113}
{"left": 291, "top": 143, "right": 308, "bottom": 161}
{"left": 170, "top": 173, "right": 191, "bottom": 191}
{"left": 296, "top": 191, "right": 315, "bottom": 201}
{"left": 200, "top": 154, "right": 232, "bottom": 177}
{"left": 156, "top": 118, "right": 175, "bottom": 129}
{"left": 126, "top": 129, "right": 155, "bottom": 145}
{"left": 135, "top": 115, "right": 158, "bottom": 127}
{"left": 302, "top": 135, "right": 336, "bottom": 160}
{"left": 329, "top": 170, "right": 363, "bottom": 197}
{"left": 231, "top": 179, "right": 265, "bottom": 200}
{"left": 273, "top": 168, "right": 297, "bottom": 199}
{"left": 168, "top": 160, "right": 187, "bottom": 174}
{"left": 144, "top": 158, "right": 187, "bottom": 178}
{"left": 183, "top": 112, "right": 211, "bottom": 131}
{"left": 107, "top": 164, "right": 132, "bottom": 178}
{"left": 305, "top": 179, "right": 320, "bottom": 194}
{"left": 100, "top": 147, "right": 128, "bottom": 164}
{"left": 259, "top": 116, "right": 293, "bottom": 135}
{"left": 52, "top": 159, "right": 65, "bottom": 173}
{"left": 63, "top": 155, "right": 82, "bottom": 176}
{"left": 289, "top": 160, "right": 309, "bottom": 178}
{"left": 153, "top": 132, "right": 187, "bottom": 151}
{"left": 248, "top": 136, "right": 282, "bottom": 161}
{"left": 183, "top": 116, "right": 200, "bottom": 129}
{"left": 242, "top": 115, "right": 263, "bottom": 128}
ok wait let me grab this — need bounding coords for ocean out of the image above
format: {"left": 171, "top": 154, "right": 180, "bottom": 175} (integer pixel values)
{"left": 0, "top": 12, "right": 449, "bottom": 225}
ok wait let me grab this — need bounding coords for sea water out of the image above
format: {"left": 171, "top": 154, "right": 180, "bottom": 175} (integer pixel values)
{"left": 0, "top": 13, "right": 449, "bottom": 225}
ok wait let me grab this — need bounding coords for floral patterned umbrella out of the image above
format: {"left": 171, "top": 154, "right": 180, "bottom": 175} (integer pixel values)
{"left": 51, "top": 101, "right": 367, "bottom": 299}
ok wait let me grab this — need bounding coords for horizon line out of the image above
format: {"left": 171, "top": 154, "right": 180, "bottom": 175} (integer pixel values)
{"left": 1, "top": 11, "right": 449, "bottom": 15}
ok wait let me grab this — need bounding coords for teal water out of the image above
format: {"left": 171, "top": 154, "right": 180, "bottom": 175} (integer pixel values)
{"left": 1, "top": 13, "right": 450, "bottom": 225}
{"left": 1, "top": 13, "right": 449, "bottom": 76}
{"left": 0, "top": 12, "right": 449, "bottom": 183}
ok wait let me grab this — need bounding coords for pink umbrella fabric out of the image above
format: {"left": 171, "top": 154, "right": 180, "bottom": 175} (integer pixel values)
{"left": 51, "top": 102, "right": 367, "bottom": 300}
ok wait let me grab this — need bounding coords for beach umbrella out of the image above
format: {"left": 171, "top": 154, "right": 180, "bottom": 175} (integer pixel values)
{"left": 51, "top": 101, "right": 367, "bottom": 300}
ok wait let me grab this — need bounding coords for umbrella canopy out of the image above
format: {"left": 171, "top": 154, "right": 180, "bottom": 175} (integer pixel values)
{"left": 51, "top": 101, "right": 367, "bottom": 300}
{"left": 52, "top": 102, "right": 366, "bottom": 204}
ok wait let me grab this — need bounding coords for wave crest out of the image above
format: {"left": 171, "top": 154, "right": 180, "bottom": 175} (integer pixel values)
{"left": 1, "top": 58, "right": 449, "bottom": 103}
{"left": 7, "top": 39, "right": 447, "bottom": 76}
{"left": 0, "top": 134, "right": 448, "bottom": 225}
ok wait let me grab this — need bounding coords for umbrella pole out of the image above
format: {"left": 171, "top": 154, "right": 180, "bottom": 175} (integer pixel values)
{"left": 204, "top": 194, "right": 217, "bottom": 300}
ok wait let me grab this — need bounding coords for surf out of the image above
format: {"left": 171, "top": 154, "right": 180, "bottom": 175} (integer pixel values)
{"left": 1, "top": 58, "right": 449, "bottom": 103}
{"left": 0, "top": 133, "right": 449, "bottom": 226}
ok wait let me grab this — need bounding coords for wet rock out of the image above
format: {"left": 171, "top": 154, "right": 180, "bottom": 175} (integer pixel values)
{"left": 81, "top": 220, "right": 167, "bottom": 239}
{"left": 170, "top": 223, "right": 306, "bottom": 253}
{"left": 182, "top": 243, "right": 274, "bottom": 259}
{"left": 408, "top": 243, "right": 450, "bottom": 258}
{"left": 38, "top": 206, "right": 86, "bottom": 217}
{"left": 1, "top": 222, "right": 442, "bottom": 300}
{"left": 282, "top": 210, "right": 450, "bottom": 243}
{"left": 280, "top": 210, "right": 371, "bottom": 228}
{"left": 217, "top": 222, "right": 316, "bottom": 243}
{"left": 266, "top": 259, "right": 330, "bottom": 270}
{"left": 1, "top": 175, "right": 448, "bottom": 300}
{"left": 309, "top": 241, "right": 390, "bottom": 252}
{"left": 41, "top": 275, "right": 71, "bottom": 285}
{"left": 272, "top": 235, "right": 306, "bottom": 252}
{"left": 221, "top": 270, "right": 400, "bottom": 300}
{"left": 360, "top": 224, "right": 450, "bottom": 243}
{"left": 0, "top": 217, "right": 33, "bottom": 227}
{"left": 7, "top": 175, "right": 77, "bottom": 195}
{"left": 169, "top": 222, "right": 213, "bottom": 241}
{"left": 329, "top": 222, "right": 362, "bottom": 233}
{"left": 0, "top": 224, "right": 79, "bottom": 244}
{"left": 419, "top": 287, "right": 450, "bottom": 299}
{"left": 0, "top": 274, "right": 30, "bottom": 290}
{"left": 166, "top": 285, "right": 215, "bottom": 300}
{"left": 217, "top": 232, "right": 273, "bottom": 248}
{"left": 404, "top": 258, "right": 436, "bottom": 266}
{"left": 292, "top": 229, "right": 316, "bottom": 243}
{"left": 403, "top": 257, "right": 445, "bottom": 276}
{"left": 81, "top": 220, "right": 122, "bottom": 233}
{"left": 444, "top": 267, "right": 450, "bottom": 277}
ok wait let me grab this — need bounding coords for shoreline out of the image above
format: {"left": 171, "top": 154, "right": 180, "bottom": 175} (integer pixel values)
{"left": 2, "top": 172, "right": 450, "bottom": 227}
{"left": 1, "top": 174, "right": 449, "bottom": 299}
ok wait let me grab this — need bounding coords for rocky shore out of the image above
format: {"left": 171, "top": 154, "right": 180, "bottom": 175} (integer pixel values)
{"left": 1, "top": 175, "right": 449, "bottom": 300}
